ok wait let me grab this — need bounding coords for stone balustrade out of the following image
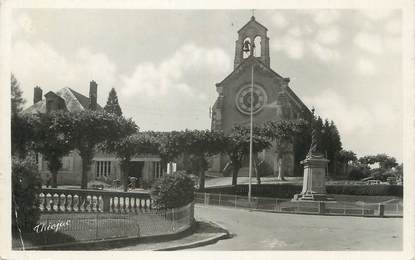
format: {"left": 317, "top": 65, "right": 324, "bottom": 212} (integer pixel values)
{"left": 39, "top": 188, "right": 153, "bottom": 214}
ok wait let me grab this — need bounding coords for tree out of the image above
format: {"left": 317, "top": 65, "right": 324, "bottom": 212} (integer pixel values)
{"left": 12, "top": 157, "right": 41, "bottom": 232}
{"left": 262, "top": 119, "right": 309, "bottom": 180}
{"left": 11, "top": 113, "right": 35, "bottom": 159}
{"left": 222, "top": 125, "right": 271, "bottom": 187}
{"left": 337, "top": 149, "right": 357, "bottom": 176}
{"left": 104, "top": 88, "right": 123, "bottom": 116}
{"left": 68, "top": 111, "right": 137, "bottom": 189}
{"left": 102, "top": 132, "right": 159, "bottom": 191}
{"left": 176, "top": 130, "right": 224, "bottom": 190}
{"left": 155, "top": 130, "right": 224, "bottom": 190}
{"left": 11, "top": 74, "right": 25, "bottom": 115}
{"left": 32, "top": 111, "right": 74, "bottom": 188}
{"left": 359, "top": 154, "right": 398, "bottom": 170}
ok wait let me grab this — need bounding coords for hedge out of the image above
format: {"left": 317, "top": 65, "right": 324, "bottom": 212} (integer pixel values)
{"left": 201, "top": 183, "right": 402, "bottom": 198}
{"left": 12, "top": 157, "right": 42, "bottom": 232}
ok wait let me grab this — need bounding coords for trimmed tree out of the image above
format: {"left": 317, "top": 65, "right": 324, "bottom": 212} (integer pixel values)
{"left": 104, "top": 88, "right": 123, "bottom": 116}
{"left": 32, "top": 111, "right": 74, "bottom": 188}
{"left": 263, "top": 119, "right": 309, "bottom": 180}
{"left": 68, "top": 111, "right": 137, "bottom": 189}
{"left": 102, "top": 132, "right": 159, "bottom": 191}
{"left": 222, "top": 125, "right": 271, "bottom": 187}
{"left": 176, "top": 130, "right": 224, "bottom": 190}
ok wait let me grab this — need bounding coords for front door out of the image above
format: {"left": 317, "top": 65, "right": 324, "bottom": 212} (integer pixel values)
{"left": 128, "top": 161, "right": 144, "bottom": 179}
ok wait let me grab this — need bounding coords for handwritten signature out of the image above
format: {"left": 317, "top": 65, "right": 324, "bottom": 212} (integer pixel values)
{"left": 33, "top": 220, "right": 71, "bottom": 233}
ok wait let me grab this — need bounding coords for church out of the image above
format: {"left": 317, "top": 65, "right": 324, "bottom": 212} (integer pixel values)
{"left": 210, "top": 16, "right": 312, "bottom": 177}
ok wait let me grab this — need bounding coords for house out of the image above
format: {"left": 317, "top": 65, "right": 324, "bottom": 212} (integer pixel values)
{"left": 23, "top": 81, "right": 164, "bottom": 188}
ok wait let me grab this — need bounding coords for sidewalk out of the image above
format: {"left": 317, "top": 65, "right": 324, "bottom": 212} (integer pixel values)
{"left": 111, "top": 221, "right": 229, "bottom": 251}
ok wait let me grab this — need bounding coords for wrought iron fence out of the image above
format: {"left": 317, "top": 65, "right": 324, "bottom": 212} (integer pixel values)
{"left": 194, "top": 192, "right": 403, "bottom": 217}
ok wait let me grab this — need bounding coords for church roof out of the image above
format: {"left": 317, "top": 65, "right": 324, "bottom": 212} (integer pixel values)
{"left": 216, "top": 56, "right": 311, "bottom": 114}
{"left": 23, "top": 87, "right": 103, "bottom": 114}
{"left": 238, "top": 16, "right": 268, "bottom": 33}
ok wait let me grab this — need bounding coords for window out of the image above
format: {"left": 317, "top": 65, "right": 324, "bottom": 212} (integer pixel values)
{"left": 254, "top": 36, "right": 262, "bottom": 57}
{"left": 242, "top": 37, "right": 251, "bottom": 59}
{"left": 96, "top": 161, "right": 111, "bottom": 178}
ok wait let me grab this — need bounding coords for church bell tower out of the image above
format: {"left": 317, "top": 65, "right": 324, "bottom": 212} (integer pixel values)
{"left": 234, "top": 16, "right": 270, "bottom": 68}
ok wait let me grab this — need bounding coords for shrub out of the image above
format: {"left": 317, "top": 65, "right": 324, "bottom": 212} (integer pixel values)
{"left": 150, "top": 171, "right": 194, "bottom": 209}
{"left": 12, "top": 157, "right": 42, "bottom": 232}
{"left": 202, "top": 183, "right": 403, "bottom": 198}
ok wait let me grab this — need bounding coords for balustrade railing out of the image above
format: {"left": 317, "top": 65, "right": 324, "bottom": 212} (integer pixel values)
{"left": 39, "top": 188, "right": 153, "bottom": 214}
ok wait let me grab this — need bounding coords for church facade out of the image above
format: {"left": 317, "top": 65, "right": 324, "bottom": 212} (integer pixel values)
{"left": 210, "top": 16, "right": 312, "bottom": 177}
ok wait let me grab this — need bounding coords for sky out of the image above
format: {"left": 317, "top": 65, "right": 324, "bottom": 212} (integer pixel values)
{"left": 11, "top": 9, "right": 403, "bottom": 162}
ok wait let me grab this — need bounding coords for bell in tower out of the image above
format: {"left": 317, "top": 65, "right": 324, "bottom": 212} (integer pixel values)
{"left": 234, "top": 16, "right": 270, "bottom": 68}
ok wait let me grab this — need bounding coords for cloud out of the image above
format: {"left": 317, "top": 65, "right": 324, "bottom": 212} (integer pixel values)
{"left": 312, "top": 10, "right": 340, "bottom": 25}
{"left": 356, "top": 58, "right": 376, "bottom": 75}
{"left": 12, "top": 40, "right": 117, "bottom": 106}
{"left": 304, "top": 89, "right": 373, "bottom": 135}
{"left": 385, "top": 19, "right": 401, "bottom": 35}
{"left": 309, "top": 42, "right": 340, "bottom": 62}
{"left": 360, "top": 9, "right": 395, "bottom": 21}
{"left": 119, "top": 43, "right": 231, "bottom": 98}
{"left": 353, "top": 32, "right": 383, "bottom": 54}
{"left": 271, "top": 13, "right": 288, "bottom": 29}
{"left": 12, "top": 12, "right": 35, "bottom": 36}
{"left": 272, "top": 35, "right": 304, "bottom": 59}
{"left": 315, "top": 27, "right": 340, "bottom": 45}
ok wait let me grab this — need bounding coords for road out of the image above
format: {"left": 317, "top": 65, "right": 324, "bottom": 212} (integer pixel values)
{"left": 192, "top": 205, "right": 402, "bottom": 250}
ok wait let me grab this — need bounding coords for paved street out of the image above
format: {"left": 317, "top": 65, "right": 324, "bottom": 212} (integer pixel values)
{"left": 192, "top": 205, "right": 402, "bottom": 250}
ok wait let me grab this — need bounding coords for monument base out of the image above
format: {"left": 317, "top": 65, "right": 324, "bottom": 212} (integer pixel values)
{"left": 292, "top": 153, "right": 335, "bottom": 202}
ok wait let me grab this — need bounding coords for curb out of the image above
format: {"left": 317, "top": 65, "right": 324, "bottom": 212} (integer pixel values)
{"left": 155, "top": 221, "right": 230, "bottom": 251}
{"left": 154, "top": 232, "right": 229, "bottom": 251}
{"left": 18, "top": 221, "right": 197, "bottom": 250}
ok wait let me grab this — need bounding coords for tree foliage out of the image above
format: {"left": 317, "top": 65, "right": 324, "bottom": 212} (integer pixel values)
{"left": 222, "top": 125, "right": 271, "bottom": 186}
{"left": 102, "top": 132, "right": 159, "bottom": 191}
{"left": 12, "top": 157, "right": 41, "bottom": 232}
{"left": 11, "top": 74, "right": 25, "bottom": 115}
{"left": 262, "top": 119, "right": 310, "bottom": 180}
{"left": 32, "top": 111, "right": 74, "bottom": 188}
{"left": 359, "top": 154, "right": 398, "bottom": 169}
{"left": 11, "top": 113, "right": 36, "bottom": 159}
{"left": 68, "top": 111, "right": 137, "bottom": 189}
{"left": 337, "top": 149, "right": 357, "bottom": 176}
{"left": 104, "top": 88, "right": 123, "bottom": 116}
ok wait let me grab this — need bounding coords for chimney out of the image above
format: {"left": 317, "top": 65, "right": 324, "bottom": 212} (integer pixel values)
{"left": 89, "top": 80, "right": 97, "bottom": 110}
{"left": 34, "top": 86, "right": 42, "bottom": 104}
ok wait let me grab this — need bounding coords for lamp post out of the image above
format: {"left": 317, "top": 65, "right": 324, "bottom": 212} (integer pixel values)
{"left": 248, "top": 63, "right": 254, "bottom": 204}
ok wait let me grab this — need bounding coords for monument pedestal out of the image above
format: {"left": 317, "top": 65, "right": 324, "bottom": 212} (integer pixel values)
{"left": 293, "top": 154, "right": 334, "bottom": 201}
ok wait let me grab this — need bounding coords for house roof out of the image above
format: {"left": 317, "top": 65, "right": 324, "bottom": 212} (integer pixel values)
{"left": 23, "top": 87, "right": 103, "bottom": 114}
